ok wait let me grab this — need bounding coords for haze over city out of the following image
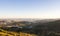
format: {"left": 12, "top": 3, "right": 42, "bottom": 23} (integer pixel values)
{"left": 0, "top": 0, "right": 60, "bottom": 19}
{"left": 0, "top": 0, "right": 60, "bottom": 36}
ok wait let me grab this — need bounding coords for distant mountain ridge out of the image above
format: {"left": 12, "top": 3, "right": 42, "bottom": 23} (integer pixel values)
{"left": 0, "top": 19, "right": 59, "bottom": 27}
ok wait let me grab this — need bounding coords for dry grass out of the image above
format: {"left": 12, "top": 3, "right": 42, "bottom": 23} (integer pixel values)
{"left": 20, "top": 32, "right": 37, "bottom": 36}
{"left": 0, "top": 29, "right": 37, "bottom": 36}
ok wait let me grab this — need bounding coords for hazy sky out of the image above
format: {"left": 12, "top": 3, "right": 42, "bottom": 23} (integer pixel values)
{"left": 0, "top": 0, "right": 60, "bottom": 19}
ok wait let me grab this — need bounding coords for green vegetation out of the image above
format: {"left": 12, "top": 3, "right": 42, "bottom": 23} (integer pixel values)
{"left": 0, "top": 19, "right": 60, "bottom": 36}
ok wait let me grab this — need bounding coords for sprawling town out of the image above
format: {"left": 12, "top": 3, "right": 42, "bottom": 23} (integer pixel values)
{"left": 0, "top": 19, "right": 60, "bottom": 36}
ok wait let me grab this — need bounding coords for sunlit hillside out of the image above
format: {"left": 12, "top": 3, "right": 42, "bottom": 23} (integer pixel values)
{"left": 0, "top": 28, "right": 37, "bottom": 36}
{"left": 0, "top": 28, "right": 19, "bottom": 36}
{"left": 20, "top": 32, "right": 37, "bottom": 36}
